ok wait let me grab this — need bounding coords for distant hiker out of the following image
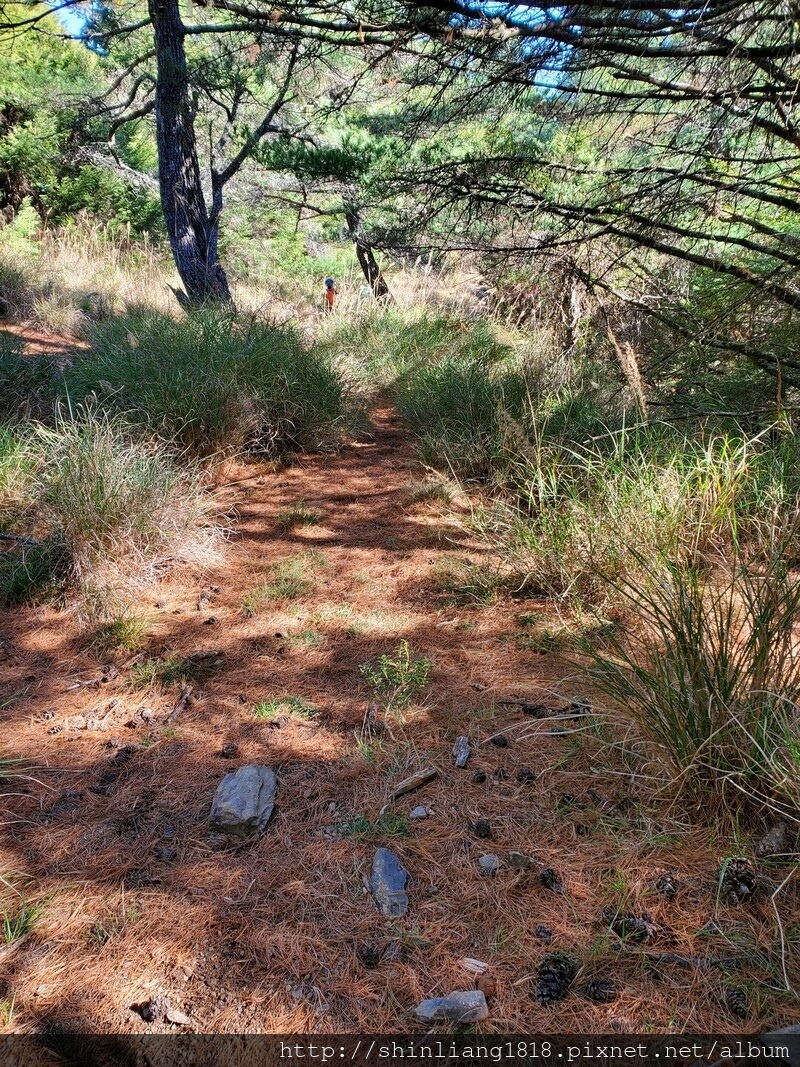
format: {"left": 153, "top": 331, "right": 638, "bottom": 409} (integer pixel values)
{"left": 324, "top": 277, "right": 337, "bottom": 313}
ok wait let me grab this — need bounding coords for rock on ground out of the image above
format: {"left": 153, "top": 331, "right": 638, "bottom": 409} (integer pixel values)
{"left": 371, "top": 847, "right": 409, "bottom": 917}
{"left": 209, "top": 764, "right": 277, "bottom": 836}
{"left": 413, "top": 990, "right": 489, "bottom": 1022}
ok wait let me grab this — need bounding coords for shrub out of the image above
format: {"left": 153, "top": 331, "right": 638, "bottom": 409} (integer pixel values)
{"left": 359, "top": 640, "right": 432, "bottom": 711}
{"left": 68, "top": 309, "right": 353, "bottom": 459}
{"left": 584, "top": 547, "right": 800, "bottom": 819}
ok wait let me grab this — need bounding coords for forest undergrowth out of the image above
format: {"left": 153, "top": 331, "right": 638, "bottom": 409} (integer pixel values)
{"left": 0, "top": 230, "right": 799, "bottom": 1035}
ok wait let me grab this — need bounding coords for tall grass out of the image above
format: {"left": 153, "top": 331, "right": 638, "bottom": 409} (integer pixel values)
{"left": 391, "top": 337, "right": 800, "bottom": 607}
{"left": 67, "top": 309, "right": 354, "bottom": 459}
{"left": 0, "top": 408, "right": 219, "bottom": 611}
{"left": 583, "top": 547, "right": 800, "bottom": 819}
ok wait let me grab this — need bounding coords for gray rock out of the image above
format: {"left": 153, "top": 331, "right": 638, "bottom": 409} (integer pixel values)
{"left": 756, "top": 822, "right": 788, "bottom": 858}
{"left": 413, "top": 990, "right": 489, "bottom": 1023}
{"left": 453, "top": 736, "right": 471, "bottom": 768}
{"left": 508, "top": 850, "right": 535, "bottom": 870}
{"left": 478, "top": 853, "right": 500, "bottom": 875}
{"left": 209, "top": 764, "right": 277, "bottom": 836}
{"left": 371, "top": 847, "right": 409, "bottom": 917}
{"left": 410, "top": 806, "right": 428, "bottom": 820}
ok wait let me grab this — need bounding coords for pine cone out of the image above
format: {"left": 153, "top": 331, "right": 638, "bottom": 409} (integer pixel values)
{"left": 582, "top": 977, "right": 618, "bottom": 1004}
{"left": 356, "top": 944, "right": 382, "bottom": 968}
{"left": 540, "top": 867, "right": 566, "bottom": 894}
{"left": 535, "top": 952, "right": 578, "bottom": 1005}
{"left": 725, "top": 985, "right": 747, "bottom": 1018}
{"left": 655, "top": 873, "right": 678, "bottom": 900}
{"left": 718, "top": 858, "right": 756, "bottom": 903}
{"left": 535, "top": 923, "right": 553, "bottom": 943}
{"left": 472, "top": 818, "right": 492, "bottom": 839}
{"left": 602, "top": 906, "right": 653, "bottom": 943}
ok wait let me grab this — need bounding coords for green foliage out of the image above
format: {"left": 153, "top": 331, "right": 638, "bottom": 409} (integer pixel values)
{"left": 68, "top": 310, "right": 353, "bottom": 459}
{"left": 252, "top": 696, "right": 318, "bottom": 720}
{"left": 359, "top": 640, "right": 432, "bottom": 711}
{"left": 0, "top": 199, "right": 39, "bottom": 257}
{"left": 48, "top": 168, "right": 162, "bottom": 233}
{"left": 584, "top": 547, "right": 800, "bottom": 819}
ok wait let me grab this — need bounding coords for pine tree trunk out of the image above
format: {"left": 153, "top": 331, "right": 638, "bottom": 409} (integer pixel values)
{"left": 345, "top": 207, "right": 391, "bottom": 300}
{"left": 148, "top": 0, "right": 232, "bottom": 306}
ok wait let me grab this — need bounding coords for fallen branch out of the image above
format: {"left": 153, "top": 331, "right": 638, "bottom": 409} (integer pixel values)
{"left": 165, "top": 685, "right": 192, "bottom": 726}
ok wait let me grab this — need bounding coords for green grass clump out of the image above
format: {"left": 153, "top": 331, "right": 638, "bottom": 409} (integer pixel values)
{"left": 68, "top": 309, "right": 353, "bottom": 459}
{"left": 275, "top": 502, "right": 323, "bottom": 531}
{"left": 359, "top": 640, "right": 432, "bottom": 711}
{"left": 2, "top": 899, "right": 44, "bottom": 944}
{"left": 337, "top": 812, "right": 410, "bottom": 838}
{"left": 130, "top": 652, "right": 221, "bottom": 689}
{"left": 33, "top": 409, "right": 216, "bottom": 608}
{"left": 431, "top": 555, "right": 499, "bottom": 606}
{"left": 242, "top": 551, "right": 323, "bottom": 615}
{"left": 252, "top": 696, "right": 318, "bottom": 720}
{"left": 584, "top": 546, "right": 800, "bottom": 819}
{"left": 92, "top": 612, "right": 150, "bottom": 653}
{"left": 0, "top": 410, "right": 217, "bottom": 610}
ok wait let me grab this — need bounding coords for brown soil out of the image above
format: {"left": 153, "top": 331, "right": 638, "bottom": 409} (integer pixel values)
{"left": 1, "top": 408, "right": 798, "bottom": 1036}
{"left": 0, "top": 323, "right": 89, "bottom": 356}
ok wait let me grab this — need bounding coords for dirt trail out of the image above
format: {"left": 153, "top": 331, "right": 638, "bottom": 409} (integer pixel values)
{"left": 0, "top": 408, "right": 793, "bottom": 1035}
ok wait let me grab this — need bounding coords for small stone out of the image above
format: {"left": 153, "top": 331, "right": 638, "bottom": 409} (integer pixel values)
{"left": 138, "top": 995, "right": 171, "bottom": 1023}
{"left": 453, "top": 736, "right": 471, "bottom": 768}
{"left": 516, "top": 766, "right": 536, "bottom": 783}
{"left": 409, "top": 806, "right": 428, "bottom": 820}
{"left": 478, "top": 853, "right": 500, "bottom": 876}
{"left": 509, "top": 851, "right": 535, "bottom": 870}
{"left": 165, "top": 1007, "right": 190, "bottom": 1025}
{"left": 472, "top": 818, "right": 492, "bottom": 839}
{"left": 209, "top": 764, "right": 277, "bottom": 837}
{"left": 157, "top": 847, "right": 177, "bottom": 861}
{"left": 476, "top": 973, "right": 496, "bottom": 999}
{"left": 371, "top": 848, "right": 409, "bottom": 917}
{"left": 535, "top": 923, "right": 553, "bottom": 943}
{"left": 412, "top": 990, "right": 489, "bottom": 1023}
{"left": 755, "top": 823, "right": 788, "bottom": 859}
{"left": 459, "top": 957, "right": 489, "bottom": 976}
{"left": 489, "top": 733, "right": 509, "bottom": 748}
